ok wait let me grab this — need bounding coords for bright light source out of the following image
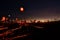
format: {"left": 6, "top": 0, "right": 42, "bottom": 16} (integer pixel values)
{"left": 1, "top": 17, "right": 6, "bottom": 21}
{"left": 20, "top": 7, "right": 24, "bottom": 12}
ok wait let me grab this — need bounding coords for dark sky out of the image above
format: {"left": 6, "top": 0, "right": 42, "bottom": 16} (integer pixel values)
{"left": 0, "top": 0, "right": 60, "bottom": 19}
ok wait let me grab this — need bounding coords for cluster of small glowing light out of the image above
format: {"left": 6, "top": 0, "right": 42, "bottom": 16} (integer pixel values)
{"left": 48, "top": 19, "right": 53, "bottom": 22}
{"left": 26, "top": 20, "right": 31, "bottom": 23}
{"left": 35, "top": 20, "right": 40, "bottom": 23}
{"left": 44, "top": 19, "right": 49, "bottom": 22}
{"left": 20, "top": 7, "right": 24, "bottom": 12}
{"left": 40, "top": 20, "right": 45, "bottom": 23}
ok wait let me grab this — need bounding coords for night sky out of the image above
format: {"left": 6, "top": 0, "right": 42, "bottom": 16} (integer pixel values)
{"left": 0, "top": 0, "right": 60, "bottom": 19}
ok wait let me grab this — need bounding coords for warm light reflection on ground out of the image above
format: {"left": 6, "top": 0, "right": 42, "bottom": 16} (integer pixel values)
{"left": 34, "top": 26, "right": 44, "bottom": 29}
{"left": 0, "top": 27, "right": 8, "bottom": 30}
{"left": 12, "top": 34, "right": 29, "bottom": 39}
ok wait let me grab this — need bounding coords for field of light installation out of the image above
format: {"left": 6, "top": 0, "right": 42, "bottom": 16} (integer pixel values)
{"left": 0, "top": 17, "right": 60, "bottom": 40}
{"left": 0, "top": 0, "right": 60, "bottom": 40}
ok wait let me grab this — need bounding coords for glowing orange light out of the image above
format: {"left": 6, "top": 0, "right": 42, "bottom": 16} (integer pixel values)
{"left": 1, "top": 17, "right": 6, "bottom": 21}
{"left": 20, "top": 7, "right": 24, "bottom": 12}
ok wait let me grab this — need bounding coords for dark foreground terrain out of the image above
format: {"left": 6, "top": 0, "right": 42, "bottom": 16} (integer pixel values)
{"left": 0, "top": 21, "right": 60, "bottom": 40}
